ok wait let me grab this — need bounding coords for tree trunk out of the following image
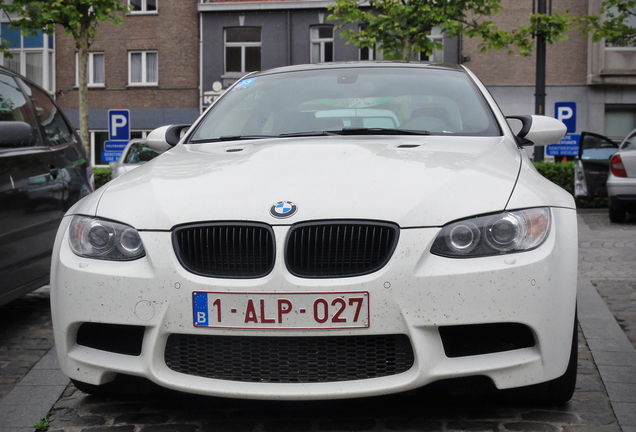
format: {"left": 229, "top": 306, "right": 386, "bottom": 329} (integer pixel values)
{"left": 77, "top": 28, "right": 90, "bottom": 153}
{"left": 402, "top": 36, "right": 412, "bottom": 61}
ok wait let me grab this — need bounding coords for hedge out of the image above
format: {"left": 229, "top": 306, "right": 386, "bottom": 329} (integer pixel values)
{"left": 93, "top": 163, "right": 605, "bottom": 208}
{"left": 533, "top": 161, "right": 607, "bottom": 209}
{"left": 93, "top": 168, "right": 112, "bottom": 189}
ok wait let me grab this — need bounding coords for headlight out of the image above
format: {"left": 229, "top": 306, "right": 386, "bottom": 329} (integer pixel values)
{"left": 431, "top": 208, "right": 550, "bottom": 258}
{"left": 69, "top": 216, "right": 145, "bottom": 261}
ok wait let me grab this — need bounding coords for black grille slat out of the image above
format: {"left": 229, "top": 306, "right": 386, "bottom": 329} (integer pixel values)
{"left": 164, "top": 334, "right": 414, "bottom": 383}
{"left": 173, "top": 223, "right": 275, "bottom": 278}
{"left": 286, "top": 221, "right": 398, "bottom": 278}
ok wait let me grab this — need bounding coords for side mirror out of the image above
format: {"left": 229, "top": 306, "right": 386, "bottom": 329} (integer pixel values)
{"left": 146, "top": 124, "right": 190, "bottom": 152}
{"left": 506, "top": 115, "right": 566, "bottom": 147}
{"left": 0, "top": 121, "right": 35, "bottom": 148}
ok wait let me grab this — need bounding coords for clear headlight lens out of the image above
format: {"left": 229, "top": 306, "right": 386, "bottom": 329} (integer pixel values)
{"left": 431, "top": 208, "right": 551, "bottom": 258}
{"left": 69, "top": 216, "right": 145, "bottom": 261}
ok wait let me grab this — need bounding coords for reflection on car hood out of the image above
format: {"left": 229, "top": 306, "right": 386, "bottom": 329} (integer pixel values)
{"left": 93, "top": 136, "right": 521, "bottom": 229}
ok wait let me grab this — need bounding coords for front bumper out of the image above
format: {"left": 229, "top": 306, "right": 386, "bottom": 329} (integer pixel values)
{"left": 51, "top": 208, "right": 578, "bottom": 400}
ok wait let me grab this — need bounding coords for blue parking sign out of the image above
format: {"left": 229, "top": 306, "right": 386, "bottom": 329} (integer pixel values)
{"left": 555, "top": 102, "right": 576, "bottom": 134}
{"left": 108, "top": 109, "right": 130, "bottom": 141}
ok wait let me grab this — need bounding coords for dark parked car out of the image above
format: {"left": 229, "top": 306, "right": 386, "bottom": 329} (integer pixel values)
{"left": 0, "top": 66, "right": 93, "bottom": 306}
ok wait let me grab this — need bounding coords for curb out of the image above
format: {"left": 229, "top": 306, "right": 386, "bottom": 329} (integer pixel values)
{"left": 0, "top": 347, "right": 68, "bottom": 432}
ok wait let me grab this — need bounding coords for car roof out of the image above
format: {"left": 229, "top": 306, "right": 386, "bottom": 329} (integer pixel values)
{"left": 251, "top": 61, "right": 465, "bottom": 78}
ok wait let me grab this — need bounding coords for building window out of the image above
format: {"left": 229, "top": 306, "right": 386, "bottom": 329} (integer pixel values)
{"left": 359, "top": 26, "right": 382, "bottom": 61}
{"left": 0, "top": 24, "right": 54, "bottom": 91}
{"left": 129, "top": 51, "right": 158, "bottom": 86}
{"left": 224, "top": 28, "right": 261, "bottom": 74}
{"left": 76, "top": 52, "right": 105, "bottom": 87}
{"left": 129, "top": 0, "right": 157, "bottom": 13}
{"left": 311, "top": 26, "right": 333, "bottom": 63}
{"left": 605, "top": 108, "right": 636, "bottom": 139}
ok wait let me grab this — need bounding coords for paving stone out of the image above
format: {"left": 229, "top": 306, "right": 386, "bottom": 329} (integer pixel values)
{"left": 113, "top": 412, "right": 172, "bottom": 425}
{"left": 47, "top": 408, "right": 107, "bottom": 429}
{"left": 382, "top": 419, "right": 444, "bottom": 431}
{"left": 520, "top": 411, "right": 579, "bottom": 423}
{"left": 447, "top": 421, "right": 500, "bottom": 431}
{"left": 605, "top": 382, "right": 636, "bottom": 403}
{"left": 611, "top": 402, "right": 636, "bottom": 427}
{"left": 88, "top": 402, "right": 146, "bottom": 415}
{"left": 503, "top": 422, "right": 560, "bottom": 432}
{"left": 198, "top": 420, "right": 259, "bottom": 432}
{"left": 140, "top": 426, "right": 198, "bottom": 432}
{"left": 79, "top": 427, "right": 136, "bottom": 432}
{"left": 317, "top": 419, "right": 377, "bottom": 431}
{"left": 262, "top": 419, "right": 314, "bottom": 432}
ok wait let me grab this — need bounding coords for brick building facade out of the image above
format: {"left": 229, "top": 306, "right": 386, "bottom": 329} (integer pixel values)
{"left": 53, "top": 0, "right": 200, "bottom": 166}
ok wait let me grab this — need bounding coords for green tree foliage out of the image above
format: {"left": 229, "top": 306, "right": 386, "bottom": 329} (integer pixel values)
{"left": 328, "top": 0, "right": 634, "bottom": 60}
{"left": 0, "top": 0, "right": 129, "bottom": 148}
{"left": 581, "top": 0, "right": 636, "bottom": 47}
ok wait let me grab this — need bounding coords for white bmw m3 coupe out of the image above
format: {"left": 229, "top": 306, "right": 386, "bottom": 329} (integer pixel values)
{"left": 51, "top": 62, "right": 577, "bottom": 404}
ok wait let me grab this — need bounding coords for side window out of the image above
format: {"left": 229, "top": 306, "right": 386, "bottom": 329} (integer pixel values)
{"left": 0, "top": 74, "right": 41, "bottom": 146}
{"left": 622, "top": 131, "right": 636, "bottom": 150}
{"left": 21, "top": 80, "right": 75, "bottom": 147}
{"left": 580, "top": 133, "right": 618, "bottom": 160}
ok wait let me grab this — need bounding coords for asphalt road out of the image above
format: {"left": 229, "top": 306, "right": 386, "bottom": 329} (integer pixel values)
{"left": 0, "top": 209, "right": 634, "bottom": 432}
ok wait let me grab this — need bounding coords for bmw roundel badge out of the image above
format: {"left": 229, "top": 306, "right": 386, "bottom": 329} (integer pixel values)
{"left": 270, "top": 201, "right": 298, "bottom": 219}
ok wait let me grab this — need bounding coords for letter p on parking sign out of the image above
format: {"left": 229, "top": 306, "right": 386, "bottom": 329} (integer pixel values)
{"left": 555, "top": 102, "right": 576, "bottom": 134}
{"left": 108, "top": 109, "right": 130, "bottom": 141}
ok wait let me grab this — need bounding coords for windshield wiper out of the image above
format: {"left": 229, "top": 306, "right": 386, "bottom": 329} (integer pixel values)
{"left": 278, "top": 131, "right": 335, "bottom": 138}
{"left": 330, "top": 127, "right": 430, "bottom": 136}
{"left": 215, "top": 135, "right": 276, "bottom": 142}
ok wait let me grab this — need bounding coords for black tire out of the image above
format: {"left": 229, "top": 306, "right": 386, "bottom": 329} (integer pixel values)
{"left": 609, "top": 206, "right": 626, "bottom": 223}
{"left": 538, "top": 315, "right": 578, "bottom": 405}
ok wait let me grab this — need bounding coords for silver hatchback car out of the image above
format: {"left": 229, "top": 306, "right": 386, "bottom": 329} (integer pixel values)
{"left": 607, "top": 129, "right": 636, "bottom": 222}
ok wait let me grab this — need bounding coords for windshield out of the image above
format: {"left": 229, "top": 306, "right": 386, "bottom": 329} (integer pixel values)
{"left": 189, "top": 66, "right": 501, "bottom": 142}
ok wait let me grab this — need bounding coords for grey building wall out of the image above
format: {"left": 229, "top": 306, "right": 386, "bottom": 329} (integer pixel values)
{"left": 202, "top": 11, "right": 291, "bottom": 92}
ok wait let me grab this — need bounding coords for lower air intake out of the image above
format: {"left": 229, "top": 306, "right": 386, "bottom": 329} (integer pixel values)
{"left": 164, "top": 334, "right": 414, "bottom": 383}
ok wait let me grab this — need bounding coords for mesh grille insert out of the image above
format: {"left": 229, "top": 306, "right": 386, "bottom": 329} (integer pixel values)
{"left": 173, "top": 223, "right": 275, "bottom": 278}
{"left": 286, "top": 221, "right": 399, "bottom": 278}
{"left": 164, "top": 334, "right": 413, "bottom": 383}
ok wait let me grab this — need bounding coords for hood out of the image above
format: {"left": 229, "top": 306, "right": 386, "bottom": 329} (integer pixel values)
{"left": 90, "top": 136, "right": 521, "bottom": 229}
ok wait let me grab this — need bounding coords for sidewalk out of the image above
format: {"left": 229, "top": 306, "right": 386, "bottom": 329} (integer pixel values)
{"left": 0, "top": 210, "right": 634, "bottom": 432}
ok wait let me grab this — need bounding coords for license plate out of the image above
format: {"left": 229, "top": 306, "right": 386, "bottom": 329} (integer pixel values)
{"left": 192, "top": 291, "right": 369, "bottom": 329}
